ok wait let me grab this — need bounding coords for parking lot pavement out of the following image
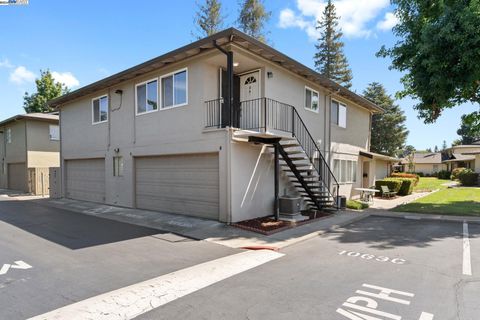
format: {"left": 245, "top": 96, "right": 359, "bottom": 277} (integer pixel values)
{"left": 0, "top": 197, "right": 238, "bottom": 320}
{"left": 136, "top": 216, "right": 480, "bottom": 320}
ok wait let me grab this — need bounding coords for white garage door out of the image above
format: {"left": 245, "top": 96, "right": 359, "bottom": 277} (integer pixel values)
{"left": 135, "top": 153, "right": 219, "bottom": 220}
{"left": 65, "top": 158, "right": 105, "bottom": 203}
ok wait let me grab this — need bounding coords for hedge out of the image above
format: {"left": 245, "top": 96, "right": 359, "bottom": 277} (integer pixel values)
{"left": 390, "top": 172, "right": 419, "bottom": 186}
{"left": 437, "top": 170, "right": 451, "bottom": 180}
{"left": 375, "top": 179, "right": 402, "bottom": 196}
{"left": 458, "top": 169, "right": 479, "bottom": 186}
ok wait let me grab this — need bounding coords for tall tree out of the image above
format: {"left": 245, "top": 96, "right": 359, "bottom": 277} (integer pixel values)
{"left": 23, "top": 70, "right": 68, "bottom": 113}
{"left": 237, "top": 0, "right": 271, "bottom": 42}
{"left": 442, "top": 140, "right": 448, "bottom": 151}
{"left": 193, "top": 0, "right": 225, "bottom": 38}
{"left": 434, "top": 145, "right": 439, "bottom": 152}
{"left": 363, "top": 82, "right": 408, "bottom": 156}
{"left": 377, "top": 0, "right": 480, "bottom": 124}
{"left": 314, "top": 0, "right": 353, "bottom": 88}
{"left": 456, "top": 113, "right": 480, "bottom": 144}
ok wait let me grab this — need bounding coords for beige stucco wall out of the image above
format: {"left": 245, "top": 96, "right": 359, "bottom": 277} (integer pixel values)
{"left": 26, "top": 120, "right": 60, "bottom": 168}
{"left": 413, "top": 163, "right": 446, "bottom": 175}
{"left": 374, "top": 159, "right": 390, "bottom": 181}
{"left": 0, "top": 121, "right": 26, "bottom": 189}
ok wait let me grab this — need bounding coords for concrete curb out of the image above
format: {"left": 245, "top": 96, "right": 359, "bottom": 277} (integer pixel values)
{"left": 368, "top": 211, "right": 480, "bottom": 224}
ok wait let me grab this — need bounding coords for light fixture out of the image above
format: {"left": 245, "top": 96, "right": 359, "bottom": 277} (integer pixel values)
{"left": 233, "top": 62, "right": 239, "bottom": 67}
{"left": 267, "top": 71, "right": 273, "bottom": 78}
{"left": 115, "top": 89, "right": 123, "bottom": 95}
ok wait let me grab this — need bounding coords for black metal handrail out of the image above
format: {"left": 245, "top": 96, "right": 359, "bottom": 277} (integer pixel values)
{"left": 204, "top": 97, "right": 340, "bottom": 203}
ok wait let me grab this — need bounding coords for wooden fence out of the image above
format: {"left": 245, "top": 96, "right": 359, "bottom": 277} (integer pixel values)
{"left": 27, "top": 167, "right": 50, "bottom": 196}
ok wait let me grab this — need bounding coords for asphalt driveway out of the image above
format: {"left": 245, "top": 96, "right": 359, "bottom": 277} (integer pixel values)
{"left": 0, "top": 196, "right": 237, "bottom": 320}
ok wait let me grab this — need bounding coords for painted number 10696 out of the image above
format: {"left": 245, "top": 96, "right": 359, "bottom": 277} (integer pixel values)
{"left": 339, "top": 250, "right": 406, "bottom": 264}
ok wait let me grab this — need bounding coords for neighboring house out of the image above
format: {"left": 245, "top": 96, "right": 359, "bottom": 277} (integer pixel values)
{"left": 442, "top": 144, "right": 479, "bottom": 171}
{"left": 48, "top": 28, "right": 385, "bottom": 223}
{"left": 0, "top": 113, "right": 60, "bottom": 194}
{"left": 400, "top": 152, "right": 447, "bottom": 175}
{"left": 359, "top": 151, "right": 399, "bottom": 188}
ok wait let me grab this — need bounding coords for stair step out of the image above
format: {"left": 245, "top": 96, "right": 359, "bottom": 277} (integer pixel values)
{"left": 282, "top": 168, "right": 315, "bottom": 173}
{"left": 283, "top": 151, "right": 306, "bottom": 155}
{"left": 279, "top": 143, "right": 301, "bottom": 148}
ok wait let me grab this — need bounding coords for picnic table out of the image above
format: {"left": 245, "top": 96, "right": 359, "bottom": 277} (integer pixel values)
{"left": 355, "top": 188, "right": 380, "bottom": 204}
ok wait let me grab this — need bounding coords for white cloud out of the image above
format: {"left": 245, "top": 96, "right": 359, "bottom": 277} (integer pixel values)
{"left": 9, "top": 66, "right": 36, "bottom": 84}
{"left": 278, "top": 0, "right": 391, "bottom": 40}
{"left": 52, "top": 71, "right": 80, "bottom": 88}
{"left": 0, "top": 58, "right": 14, "bottom": 68}
{"left": 377, "top": 12, "right": 399, "bottom": 31}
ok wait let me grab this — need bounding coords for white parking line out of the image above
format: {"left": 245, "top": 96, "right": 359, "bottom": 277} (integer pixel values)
{"left": 28, "top": 249, "right": 284, "bottom": 320}
{"left": 419, "top": 311, "right": 434, "bottom": 320}
{"left": 463, "top": 221, "right": 472, "bottom": 276}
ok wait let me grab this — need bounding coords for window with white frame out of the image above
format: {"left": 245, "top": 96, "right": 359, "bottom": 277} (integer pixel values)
{"left": 305, "top": 87, "right": 319, "bottom": 112}
{"left": 161, "top": 69, "right": 187, "bottom": 109}
{"left": 331, "top": 100, "right": 347, "bottom": 128}
{"left": 49, "top": 124, "right": 60, "bottom": 141}
{"left": 333, "top": 159, "right": 357, "bottom": 183}
{"left": 136, "top": 79, "right": 158, "bottom": 114}
{"left": 113, "top": 156, "right": 124, "bottom": 177}
{"left": 6, "top": 128, "right": 11, "bottom": 144}
{"left": 92, "top": 95, "right": 108, "bottom": 124}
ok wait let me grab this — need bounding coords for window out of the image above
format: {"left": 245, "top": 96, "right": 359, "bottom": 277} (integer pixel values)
{"left": 92, "top": 95, "right": 108, "bottom": 124}
{"left": 433, "top": 164, "right": 439, "bottom": 172}
{"left": 136, "top": 79, "right": 158, "bottom": 114}
{"left": 161, "top": 69, "right": 187, "bottom": 109}
{"left": 113, "top": 156, "right": 124, "bottom": 177}
{"left": 333, "top": 159, "right": 357, "bottom": 183}
{"left": 305, "top": 87, "right": 319, "bottom": 112}
{"left": 6, "top": 128, "right": 11, "bottom": 144}
{"left": 331, "top": 100, "right": 347, "bottom": 128}
{"left": 49, "top": 124, "right": 60, "bottom": 141}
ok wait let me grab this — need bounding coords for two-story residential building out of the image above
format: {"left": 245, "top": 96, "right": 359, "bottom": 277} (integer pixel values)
{"left": 49, "top": 28, "right": 384, "bottom": 223}
{"left": 0, "top": 113, "right": 60, "bottom": 194}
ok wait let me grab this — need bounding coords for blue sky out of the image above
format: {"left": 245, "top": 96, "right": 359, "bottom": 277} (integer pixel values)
{"left": 0, "top": 0, "right": 476, "bottom": 150}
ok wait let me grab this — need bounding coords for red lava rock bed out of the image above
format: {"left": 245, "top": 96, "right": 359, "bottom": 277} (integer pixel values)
{"left": 231, "top": 211, "right": 331, "bottom": 235}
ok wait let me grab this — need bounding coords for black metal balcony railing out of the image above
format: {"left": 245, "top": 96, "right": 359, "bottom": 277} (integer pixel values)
{"left": 205, "top": 97, "right": 340, "bottom": 204}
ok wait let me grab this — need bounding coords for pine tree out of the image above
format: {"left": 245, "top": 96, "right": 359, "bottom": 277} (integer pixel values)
{"left": 442, "top": 140, "right": 447, "bottom": 151}
{"left": 434, "top": 145, "right": 439, "bottom": 152}
{"left": 363, "top": 82, "right": 409, "bottom": 157}
{"left": 237, "top": 0, "right": 271, "bottom": 42}
{"left": 314, "top": 0, "right": 353, "bottom": 88}
{"left": 194, "top": 0, "right": 225, "bottom": 38}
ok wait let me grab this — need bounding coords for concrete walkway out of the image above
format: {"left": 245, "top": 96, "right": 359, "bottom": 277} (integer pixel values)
{"left": 17, "top": 197, "right": 369, "bottom": 249}
{"left": 368, "top": 191, "right": 433, "bottom": 210}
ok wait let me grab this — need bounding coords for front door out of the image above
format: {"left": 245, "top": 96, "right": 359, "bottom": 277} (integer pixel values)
{"left": 362, "top": 161, "right": 370, "bottom": 188}
{"left": 240, "top": 71, "right": 260, "bottom": 102}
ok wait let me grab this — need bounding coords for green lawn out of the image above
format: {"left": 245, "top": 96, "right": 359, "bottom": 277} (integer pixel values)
{"left": 413, "top": 177, "right": 451, "bottom": 192}
{"left": 393, "top": 187, "right": 480, "bottom": 216}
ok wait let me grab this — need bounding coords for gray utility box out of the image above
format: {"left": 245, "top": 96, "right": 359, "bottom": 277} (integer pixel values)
{"left": 279, "top": 196, "right": 302, "bottom": 215}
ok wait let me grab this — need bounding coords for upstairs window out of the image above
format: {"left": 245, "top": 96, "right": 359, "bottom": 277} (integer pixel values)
{"left": 161, "top": 69, "right": 187, "bottom": 109}
{"left": 305, "top": 87, "right": 319, "bottom": 112}
{"left": 136, "top": 79, "right": 158, "bottom": 115}
{"left": 331, "top": 100, "right": 347, "bottom": 128}
{"left": 92, "top": 95, "right": 108, "bottom": 124}
{"left": 49, "top": 124, "right": 60, "bottom": 141}
{"left": 6, "top": 128, "right": 11, "bottom": 144}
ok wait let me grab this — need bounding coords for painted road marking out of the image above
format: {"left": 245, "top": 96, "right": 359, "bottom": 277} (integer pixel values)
{"left": 28, "top": 249, "right": 284, "bottom": 320}
{"left": 339, "top": 250, "right": 406, "bottom": 265}
{"left": 337, "top": 284, "right": 434, "bottom": 320}
{"left": 463, "top": 221, "right": 472, "bottom": 276}
{"left": 0, "top": 260, "right": 32, "bottom": 275}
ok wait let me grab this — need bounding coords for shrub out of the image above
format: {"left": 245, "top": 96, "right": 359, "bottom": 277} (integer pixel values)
{"left": 375, "top": 179, "right": 402, "bottom": 196}
{"left": 390, "top": 172, "right": 419, "bottom": 186}
{"left": 458, "top": 169, "right": 479, "bottom": 186}
{"left": 451, "top": 167, "right": 467, "bottom": 180}
{"left": 347, "top": 200, "right": 369, "bottom": 210}
{"left": 437, "top": 170, "right": 451, "bottom": 180}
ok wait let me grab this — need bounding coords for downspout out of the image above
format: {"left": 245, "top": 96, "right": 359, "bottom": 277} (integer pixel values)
{"left": 214, "top": 40, "right": 233, "bottom": 128}
{"left": 274, "top": 142, "right": 280, "bottom": 220}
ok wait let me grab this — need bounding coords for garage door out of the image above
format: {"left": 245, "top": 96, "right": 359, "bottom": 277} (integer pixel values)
{"left": 135, "top": 153, "right": 219, "bottom": 220}
{"left": 65, "top": 158, "right": 105, "bottom": 203}
{"left": 8, "top": 163, "right": 26, "bottom": 191}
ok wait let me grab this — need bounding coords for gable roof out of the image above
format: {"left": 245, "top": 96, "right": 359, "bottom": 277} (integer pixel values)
{"left": 443, "top": 153, "right": 475, "bottom": 162}
{"left": 401, "top": 152, "right": 444, "bottom": 164}
{"left": 48, "top": 28, "right": 383, "bottom": 113}
{"left": 0, "top": 113, "right": 59, "bottom": 127}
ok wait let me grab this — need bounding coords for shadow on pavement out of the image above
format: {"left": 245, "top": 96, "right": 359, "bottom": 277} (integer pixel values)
{"left": 324, "top": 216, "right": 480, "bottom": 250}
{"left": 0, "top": 198, "right": 162, "bottom": 250}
